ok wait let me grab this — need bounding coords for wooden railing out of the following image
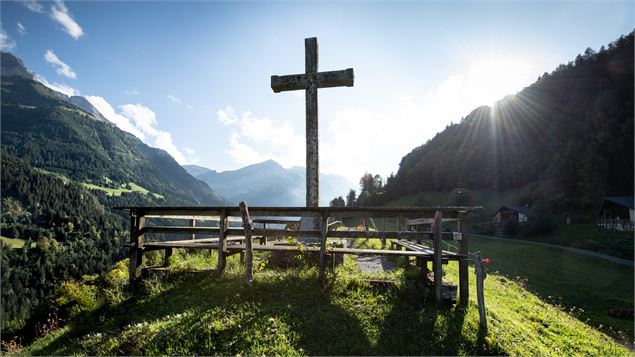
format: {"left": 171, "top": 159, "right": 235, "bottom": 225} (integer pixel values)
{"left": 117, "top": 204, "right": 480, "bottom": 306}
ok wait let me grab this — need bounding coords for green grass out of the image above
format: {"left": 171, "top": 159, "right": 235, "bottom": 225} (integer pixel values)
{"left": 16, "top": 249, "right": 632, "bottom": 356}
{"left": 81, "top": 182, "right": 164, "bottom": 199}
{"left": 467, "top": 234, "right": 634, "bottom": 343}
{"left": 384, "top": 187, "right": 531, "bottom": 217}
{"left": 514, "top": 224, "right": 634, "bottom": 260}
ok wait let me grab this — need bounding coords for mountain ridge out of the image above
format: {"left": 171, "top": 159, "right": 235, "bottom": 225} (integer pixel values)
{"left": 380, "top": 32, "right": 634, "bottom": 213}
{"left": 1, "top": 51, "right": 225, "bottom": 206}
{"left": 185, "top": 160, "right": 353, "bottom": 206}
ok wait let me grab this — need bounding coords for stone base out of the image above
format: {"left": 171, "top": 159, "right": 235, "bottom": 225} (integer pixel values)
{"left": 298, "top": 216, "right": 320, "bottom": 243}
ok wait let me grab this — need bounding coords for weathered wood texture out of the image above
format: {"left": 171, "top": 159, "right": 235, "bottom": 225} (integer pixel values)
{"left": 128, "top": 215, "right": 145, "bottom": 281}
{"left": 217, "top": 210, "right": 227, "bottom": 275}
{"left": 319, "top": 215, "right": 328, "bottom": 281}
{"left": 433, "top": 211, "right": 443, "bottom": 305}
{"left": 240, "top": 202, "right": 254, "bottom": 286}
{"left": 270, "top": 69, "right": 354, "bottom": 92}
{"left": 252, "top": 218, "right": 300, "bottom": 225}
{"left": 458, "top": 212, "right": 469, "bottom": 307}
{"left": 117, "top": 206, "right": 481, "bottom": 218}
{"left": 128, "top": 213, "right": 138, "bottom": 280}
{"left": 475, "top": 251, "right": 488, "bottom": 330}
{"left": 189, "top": 219, "right": 196, "bottom": 240}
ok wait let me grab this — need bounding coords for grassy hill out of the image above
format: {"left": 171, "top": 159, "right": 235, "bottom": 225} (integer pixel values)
{"left": 466, "top": 235, "right": 633, "bottom": 342}
{"left": 14, "top": 247, "right": 632, "bottom": 356}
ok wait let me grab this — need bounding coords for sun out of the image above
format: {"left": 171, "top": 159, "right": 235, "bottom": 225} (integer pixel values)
{"left": 466, "top": 55, "right": 538, "bottom": 107}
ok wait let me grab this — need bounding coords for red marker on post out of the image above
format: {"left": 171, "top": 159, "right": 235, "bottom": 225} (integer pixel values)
{"left": 482, "top": 258, "right": 491, "bottom": 265}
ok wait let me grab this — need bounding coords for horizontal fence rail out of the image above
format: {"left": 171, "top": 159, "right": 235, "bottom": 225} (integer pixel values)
{"left": 116, "top": 204, "right": 481, "bottom": 306}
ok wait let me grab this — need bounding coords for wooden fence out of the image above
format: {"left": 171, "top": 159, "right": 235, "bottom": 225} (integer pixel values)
{"left": 117, "top": 204, "right": 479, "bottom": 306}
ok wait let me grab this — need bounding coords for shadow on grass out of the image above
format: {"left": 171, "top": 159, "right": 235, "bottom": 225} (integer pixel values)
{"left": 28, "top": 264, "right": 505, "bottom": 356}
{"left": 371, "top": 273, "right": 504, "bottom": 356}
{"left": 29, "top": 269, "right": 372, "bottom": 355}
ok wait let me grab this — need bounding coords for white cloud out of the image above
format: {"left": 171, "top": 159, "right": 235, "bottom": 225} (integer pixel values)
{"left": 217, "top": 106, "right": 238, "bottom": 125}
{"left": 23, "top": 0, "right": 44, "bottom": 13}
{"left": 125, "top": 89, "right": 140, "bottom": 96}
{"left": 119, "top": 103, "right": 188, "bottom": 164}
{"left": 167, "top": 94, "right": 193, "bottom": 110}
{"left": 44, "top": 49, "right": 77, "bottom": 79}
{"left": 85, "top": 96, "right": 145, "bottom": 140}
{"left": 86, "top": 97, "right": 192, "bottom": 164}
{"left": 167, "top": 95, "right": 182, "bottom": 105}
{"left": 49, "top": 0, "right": 83, "bottom": 39}
{"left": 119, "top": 104, "right": 158, "bottom": 136}
{"left": 17, "top": 22, "right": 26, "bottom": 36}
{"left": 217, "top": 106, "right": 304, "bottom": 168}
{"left": 0, "top": 26, "right": 16, "bottom": 50}
{"left": 183, "top": 147, "right": 196, "bottom": 155}
{"left": 34, "top": 74, "right": 79, "bottom": 97}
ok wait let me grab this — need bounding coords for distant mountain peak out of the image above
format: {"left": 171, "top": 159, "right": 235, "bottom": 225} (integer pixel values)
{"left": 1, "top": 52, "right": 110, "bottom": 124}
{"left": 1, "top": 52, "right": 34, "bottom": 79}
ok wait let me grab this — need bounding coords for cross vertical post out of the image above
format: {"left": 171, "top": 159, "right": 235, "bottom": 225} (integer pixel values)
{"left": 305, "top": 38, "right": 320, "bottom": 207}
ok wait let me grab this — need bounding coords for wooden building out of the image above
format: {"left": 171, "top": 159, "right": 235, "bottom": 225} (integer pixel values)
{"left": 598, "top": 196, "right": 634, "bottom": 231}
{"left": 492, "top": 205, "right": 529, "bottom": 223}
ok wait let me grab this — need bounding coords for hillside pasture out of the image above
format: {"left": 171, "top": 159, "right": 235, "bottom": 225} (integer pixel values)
{"left": 81, "top": 182, "right": 164, "bottom": 199}
{"left": 0, "top": 236, "right": 30, "bottom": 249}
{"left": 466, "top": 234, "right": 634, "bottom": 343}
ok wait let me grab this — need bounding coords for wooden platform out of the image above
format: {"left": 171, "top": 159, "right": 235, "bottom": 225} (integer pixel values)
{"left": 119, "top": 204, "right": 479, "bottom": 306}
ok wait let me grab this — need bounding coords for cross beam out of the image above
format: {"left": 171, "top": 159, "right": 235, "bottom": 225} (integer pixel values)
{"left": 271, "top": 37, "right": 354, "bottom": 207}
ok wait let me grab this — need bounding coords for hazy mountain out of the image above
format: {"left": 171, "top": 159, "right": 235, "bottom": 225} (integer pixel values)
{"left": 189, "top": 160, "right": 354, "bottom": 206}
{"left": 381, "top": 32, "right": 634, "bottom": 213}
{"left": 1, "top": 51, "right": 225, "bottom": 206}
{"left": 183, "top": 164, "right": 215, "bottom": 177}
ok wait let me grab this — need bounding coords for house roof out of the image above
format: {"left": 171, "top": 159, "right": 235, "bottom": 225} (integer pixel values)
{"left": 493, "top": 205, "right": 530, "bottom": 216}
{"left": 604, "top": 196, "right": 634, "bottom": 209}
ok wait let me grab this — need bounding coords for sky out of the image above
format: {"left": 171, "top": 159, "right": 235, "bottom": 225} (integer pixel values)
{"left": 1, "top": 1, "right": 633, "bottom": 185}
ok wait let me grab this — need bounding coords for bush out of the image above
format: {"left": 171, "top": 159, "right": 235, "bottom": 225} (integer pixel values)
{"left": 522, "top": 204, "right": 557, "bottom": 236}
{"left": 53, "top": 279, "right": 98, "bottom": 317}
{"left": 503, "top": 220, "right": 520, "bottom": 236}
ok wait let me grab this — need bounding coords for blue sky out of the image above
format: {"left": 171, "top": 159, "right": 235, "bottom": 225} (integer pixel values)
{"left": 1, "top": 1, "right": 633, "bottom": 184}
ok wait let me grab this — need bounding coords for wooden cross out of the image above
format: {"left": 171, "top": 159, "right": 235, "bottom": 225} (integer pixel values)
{"left": 271, "top": 37, "right": 354, "bottom": 207}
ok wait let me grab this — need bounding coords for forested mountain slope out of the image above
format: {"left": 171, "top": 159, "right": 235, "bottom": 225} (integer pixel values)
{"left": 1, "top": 153, "right": 127, "bottom": 327}
{"left": 0, "top": 51, "right": 224, "bottom": 338}
{"left": 1, "top": 52, "right": 225, "bottom": 206}
{"left": 382, "top": 32, "right": 633, "bottom": 212}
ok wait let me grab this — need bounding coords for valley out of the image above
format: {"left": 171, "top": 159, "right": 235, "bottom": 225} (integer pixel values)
{"left": 0, "top": 7, "right": 632, "bottom": 355}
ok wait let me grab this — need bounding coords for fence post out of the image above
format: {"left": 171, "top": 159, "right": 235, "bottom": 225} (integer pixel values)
{"left": 164, "top": 248, "right": 173, "bottom": 266}
{"left": 458, "top": 211, "right": 469, "bottom": 307}
{"left": 240, "top": 202, "right": 254, "bottom": 286}
{"left": 319, "top": 213, "right": 328, "bottom": 282}
{"left": 475, "top": 251, "right": 488, "bottom": 330}
{"left": 128, "top": 211, "right": 145, "bottom": 281}
{"left": 216, "top": 210, "right": 227, "bottom": 275}
{"left": 433, "top": 211, "right": 443, "bottom": 305}
{"left": 189, "top": 218, "right": 196, "bottom": 240}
